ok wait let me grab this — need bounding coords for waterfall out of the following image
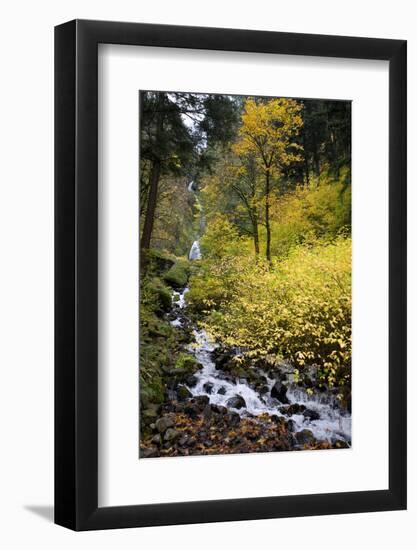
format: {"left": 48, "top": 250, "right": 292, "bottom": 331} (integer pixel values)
{"left": 187, "top": 180, "right": 202, "bottom": 261}
{"left": 189, "top": 240, "right": 201, "bottom": 260}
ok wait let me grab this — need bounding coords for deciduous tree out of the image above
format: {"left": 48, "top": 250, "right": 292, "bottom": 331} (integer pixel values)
{"left": 234, "top": 98, "right": 304, "bottom": 262}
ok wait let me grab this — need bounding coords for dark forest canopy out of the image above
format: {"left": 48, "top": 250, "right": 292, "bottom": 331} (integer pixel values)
{"left": 139, "top": 91, "right": 240, "bottom": 251}
{"left": 139, "top": 91, "right": 351, "bottom": 258}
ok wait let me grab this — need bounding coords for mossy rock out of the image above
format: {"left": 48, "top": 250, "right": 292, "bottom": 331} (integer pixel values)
{"left": 163, "top": 261, "right": 189, "bottom": 289}
{"left": 147, "top": 278, "right": 172, "bottom": 312}
{"left": 140, "top": 375, "right": 165, "bottom": 405}
{"left": 174, "top": 353, "right": 200, "bottom": 374}
{"left": 146, "top": 248, "right": 176, "bottom": 274}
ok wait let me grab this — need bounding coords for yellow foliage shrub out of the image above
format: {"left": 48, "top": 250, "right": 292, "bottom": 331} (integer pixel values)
{"left": 199, "top": 237, "right": 351, "bottom": 389}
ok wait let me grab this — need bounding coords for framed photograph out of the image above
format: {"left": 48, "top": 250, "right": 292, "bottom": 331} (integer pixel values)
{"left": 55, "top": 19, "right": 406, "bottom": 530}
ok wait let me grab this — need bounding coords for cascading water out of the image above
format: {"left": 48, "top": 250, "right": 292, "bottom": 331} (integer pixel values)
{"left": 168, "top": 181, "right": 352, "bottom": 446}
{"left": 189, "top": 240, "right": 201, "bottom": 260}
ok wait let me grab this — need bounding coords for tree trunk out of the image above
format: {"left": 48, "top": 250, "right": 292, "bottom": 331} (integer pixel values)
{"left": 140, "top": 94, "right": 164, "bottom": 252}
{"left": 140, "top": 159, "right": 161, "bottom": 250}
{"left": 252, "top": 214, "right": 260, "bottom": 255}
{"left": 265, "top": 171, "right": 271, "bottom": 264}
{"left": 302, "top": 131, "right": 310, "bottom": 187}
{"left": 313, "top": 143, "right": 320, "bottom": 179}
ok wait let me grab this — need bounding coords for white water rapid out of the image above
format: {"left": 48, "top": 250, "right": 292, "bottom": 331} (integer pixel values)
{"left": 188, "top": 325, "right": 350, "bottom": 444}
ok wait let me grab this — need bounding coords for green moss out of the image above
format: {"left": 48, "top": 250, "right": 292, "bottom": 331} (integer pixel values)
{"left": 142, "top": 277, "right": 172, "bottom": 313}
{"left": 174, "top": 353, "right": 199, "bottom": 373}
{"left": 145, "top": 248, "right": 176, "bottom": 274}
{"left": 163, "top": 261, "right": 190, "bottom": 289}
{"left": 140, "top": 375, "right": 165, "bottom": 406}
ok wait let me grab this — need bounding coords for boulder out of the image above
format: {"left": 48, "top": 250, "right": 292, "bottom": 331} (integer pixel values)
{"left": 227, "top": 395, "right": 246, "bottom": 409}
{"left": 303, "top": 408, "right": 320, "bottom": 421}
{"left": 202, "top": 404, "right": 212, "bottom": 421}
{"left": 141, "top": 406, "right": 160, "bottom": 426}
{"left": 270, "top": 380, "right": 289, "bottom": 404}
{"left": 211, "top": 404, "right": 228, "bottom": 415}
{"left": 203, "top": 382, "right": 214, "bottom": 394}
{"left": 155, "top": 416, "right": 174, "bottom": 433}
{"left": 178, "top": 434, "right": 189, "bottom": 446}
{"left": 177, "top": 385, "right": 192, "bottom": 401}
{"left": 214, "top": 351, "right": 234, "bottom": 370}
{"left": 184, "top": 403, "right": 200, "bottom": 420}
{"left": 332, "top": 439, "right": 350, "bottom": 449}
{"left": 227, "top": 411, "right": 241, "bottom": 427}
{"left": 185, "top": 374, "right": 198, "bottom": 387}
{"left": 194, "top": 395, "right": 210, "bottom": 409}
{"left": 217, "top": 386, "right": 227, "bottom": 395}
{"left": 280, "top": 403, "right": 306, "bottom": 416}
{"left": 164, "top": 428, "right": 180, "bottom": 442}
{"left": 286, "top": 419, "right": 296, "bottom": 432}
{"left": 151, "top": 433, "right": 162, "bottom": 446}
{"left": 140, "top": 446, "right": 159, "bottom": 458}
{"left": 295, "top": 429, "right": 316, "bottom": 446}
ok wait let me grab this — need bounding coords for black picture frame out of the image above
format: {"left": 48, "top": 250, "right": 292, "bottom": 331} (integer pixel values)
{"left": 55, "top": 19, "right": 407, "bottom": 531}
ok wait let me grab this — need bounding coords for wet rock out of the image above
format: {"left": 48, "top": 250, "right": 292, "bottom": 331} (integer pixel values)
{"left": 258, "top": 385, "right": 270, "bottom": 395}
{"left": 203, "top": 404, "right": 212, "bottom": 421}
{"left": 333, "top": 439, "right": 349, "bottom": 449}
{"left": 303, "top": 408, "right": 320, "bottom": 421}
{"left": 217, "top": 386, "right": 227, "bottom": 395}
{"left": 213, "top": 351, "right": 234, "bottom": 370}
{"left": 230, "top": 366, "right": 247, "bottom": 379}
{"left": 177, "top": 448, "right": 189, "bottom": 456}
{"left": 155, "top": 416, "right": 174, "bottom": 433}
{"left": 178, "top": 434, "right": 189, "bottom": 446}
{"left": 151, "top": 433, "right": 162, "bottom": 446}
{"left": 141, "top": 405, "right": 160, "bottom": 425}
{"left": 295, "top": 429, "right": 316, "bottom": 446}
{"left": 177, "top": 385, "right": 192, "bottom": 401}
{"left": 164, "top": 428, "right": 180, "bottom": 442}
{"left": 227, "top": 411, "right": 241, "bottom": 427}
{"left": 211, "top": 404, "right": 227, "bottom": 415}
{"left": 194, "top": 395, "right": 210, "bottom": 409}
{"left": 184, "top": 403, "right": 200, "bottom": 419}
{"left": 140, "top": 446, "right": 159, "bottom": 458}
{"left": 186, "top": 375, "right": 198, "bottom": 387}
{"left": 227, "top": 395, "right": 246, "bottom": 409}
{"left": 216, "top": 371, "right": 235, "bottom": 384}
{"left": 203, "top": 382, "right": 214, "bottom": 394}
{"left": 270, "top": 380, "right": 289, "bottom": 404}
{"left": 148, "top": 251, "right": 175, "bottom": 273}
{"left": 280, "top": 403, "right": 306, "bottom": 416}
{"left": 286, "top": 419, "right": 296, "bottom": 432}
